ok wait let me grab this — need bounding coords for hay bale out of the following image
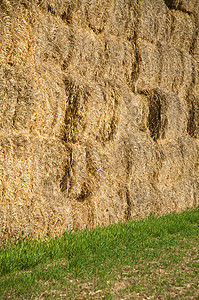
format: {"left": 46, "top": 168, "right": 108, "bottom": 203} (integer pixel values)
{"left": 169, "top": 10, "right": 197, "bottom": 52}
{"left": 138, "top": 0, "right": 171, "bottom": 44}
{"left": 0, "top": 0, "right": 199, "bottom": 243}
{"left": 163, "top": 0, "right": 199, "bottom": 14}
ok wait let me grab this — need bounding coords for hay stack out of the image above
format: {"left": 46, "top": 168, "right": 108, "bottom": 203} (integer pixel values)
{"left": 0, "top": 0, "right": 198, "bottom": 243}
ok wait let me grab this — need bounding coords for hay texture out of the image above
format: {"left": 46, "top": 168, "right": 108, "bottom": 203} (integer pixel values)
{"left": 0, "top": 0, "right": 199, "bottom": 243}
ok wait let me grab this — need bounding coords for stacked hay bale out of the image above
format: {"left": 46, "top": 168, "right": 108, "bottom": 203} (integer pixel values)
{"left": 0, "top": 0, "right": 198, "bottom": 242}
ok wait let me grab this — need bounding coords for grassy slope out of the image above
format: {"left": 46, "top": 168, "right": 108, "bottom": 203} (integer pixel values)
{"left": 0, "top": 207, "right": 198, "bottom": 299}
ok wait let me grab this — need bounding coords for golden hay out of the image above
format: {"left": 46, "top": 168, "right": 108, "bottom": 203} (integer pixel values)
{"left": 0, "top": 0, "right": 199, "bottom": 243}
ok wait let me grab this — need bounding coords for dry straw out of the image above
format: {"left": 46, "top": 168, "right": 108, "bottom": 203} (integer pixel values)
{"left": 0, "top": 0, "right": 198, "bottom": 243}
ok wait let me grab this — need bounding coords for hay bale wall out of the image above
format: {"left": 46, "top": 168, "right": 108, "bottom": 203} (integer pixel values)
{"left": 0, "top": 0, "right": 198, "bottom": 242}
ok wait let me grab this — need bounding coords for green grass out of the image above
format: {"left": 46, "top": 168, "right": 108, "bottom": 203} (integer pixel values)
{"left": 0, "top": 207, "right": 198, "bottom": 299}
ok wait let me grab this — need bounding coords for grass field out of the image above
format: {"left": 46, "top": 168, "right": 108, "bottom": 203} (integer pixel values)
{"left": 0, "top": 207, "right": 198, "bottom": 299}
